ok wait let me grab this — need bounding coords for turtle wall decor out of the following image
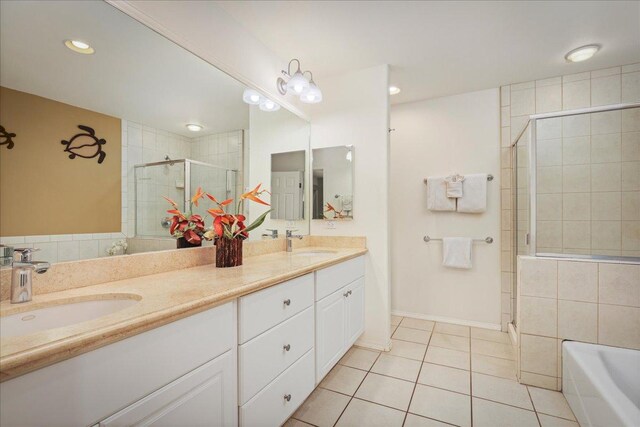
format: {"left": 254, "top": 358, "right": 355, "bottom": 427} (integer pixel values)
{"left": 61, "top": 125, "right": 107, "bottom": 164}
{"left": 0, "top": 125, "right": 16, "bottom": 150}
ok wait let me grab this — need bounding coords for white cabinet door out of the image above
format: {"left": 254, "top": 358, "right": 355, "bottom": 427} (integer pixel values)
{"left": 315, "top": 288, "right": 347, "bottom": 381}
{"left": 100, "top": 351, "right": 236, "bottom": 427}
{"left": 345, "top": 277, "right": 365, "bottom": 347}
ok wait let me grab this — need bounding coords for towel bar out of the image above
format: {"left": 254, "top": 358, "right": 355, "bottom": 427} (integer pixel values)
{"left": 423, "top": 236, "right": 493, "bottom": 244}
{"left": 423, "top": 174, "right": 493, "bottom": 183}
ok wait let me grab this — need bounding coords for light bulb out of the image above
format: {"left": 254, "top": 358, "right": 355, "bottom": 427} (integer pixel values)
{"left": 242, "top": 88, "right": 262, "bottom": 105}
{"left": 286, "top": 70, "right": 310, "bottom": 95}
{"left": 389, "top": 86, "right": 401, "bottom": 95}
{"left": 300, "top": 80, "right": 322, "bottom": 104}
{"left": 259, "top": 98, "right": 280, "bottom": 112}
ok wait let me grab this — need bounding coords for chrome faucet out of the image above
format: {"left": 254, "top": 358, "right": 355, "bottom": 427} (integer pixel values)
{"left": 262, "top": 229, "right": 279, "bottom": 239}
{"left": 10, "top": 248, "right": 50, "bottom": 304}
{"left": 285, "top": 230, "right": 303, "bottom": 252}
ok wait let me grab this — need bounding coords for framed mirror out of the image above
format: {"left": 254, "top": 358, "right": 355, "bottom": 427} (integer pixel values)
{"left": 312, "top": 146, "right": 354, "bottom": 220}
{"left": 0, "top": 0, "right": 310, "bottom": 263}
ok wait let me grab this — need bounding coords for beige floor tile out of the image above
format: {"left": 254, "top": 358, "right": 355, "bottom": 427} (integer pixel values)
{"left": 355, "top": 372, "right": 415, "bottom": 410}
{"left": 430, "top": 332, "right": 471, "bottom": 352}
{"left": 371, "top": 354, "right": 422, "bottom": 381}
{"left": 471, "top": 353, "right": 516, "bottom": 380}
{"left": 339, "top": 346, "right": 380, "bottom": 371}
{"left": 409, "top": 384, "right": 471, "bottom": 427}
{"left": 400, "top": 317, "right": 435, "bottom": 331}
{"left": 470, "top": 327, "right": 512, "bottom": 344}
{"left": 335, "top": 398, "right": 405, "bottom": 427}
{"left": 471, "top": 338, "right": 515, "bottom": 360}
{"left": 388, "top": 339, "right": 427, "bottom": 360}
{"left": 392, "top": 326, "right": 431, "bottom": 344}
{"left": 472, "top": 397, "right": 539, "bottom": 427}
{"left": 471, "top": 372, "right": 534, "bottom": 410}
{"left": 391, "top": 315, "right": 403, "bottom": 326}
{"left": 403, "top": 414, "right": 452, "bottom": 427}
{"left": 319, "top": 364, "right": 367, "bottom": 396}
{"left": 424, "top": 346, "right": 470, "bottom": 370}
{"left": 528, "top": 386, "right": 576, "bottom": 420}
{"left": 293, "top": 388, "right": 350, "bottom": 427}
{"left": 538, "top": 413, "right": 580, "bottom": 427}
{"left": 283, "top": 419, "right": 314, "bottom": 427}
{"left": 418, "top": 362, "right": 470, "bottom": 394}
{"left": 434, "top": 322, "right": 470, "bottom": 337}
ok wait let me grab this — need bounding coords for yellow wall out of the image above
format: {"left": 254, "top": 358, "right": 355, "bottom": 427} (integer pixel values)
{"left": 0, "top": 87, "right": 121, "bottom": 236}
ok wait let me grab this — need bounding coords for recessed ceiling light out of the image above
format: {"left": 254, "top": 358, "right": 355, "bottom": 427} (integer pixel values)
{"left": 186, "top": 124, "right": 203, "bottom": 132}
{"left": 64, "top": 39, "right": 95, "bottom": 54}
{"left": 565, "top": 44, "right": 600, "bottom": 63}
{"left": 389, "top": 86, "right": 401, "bottom": 95}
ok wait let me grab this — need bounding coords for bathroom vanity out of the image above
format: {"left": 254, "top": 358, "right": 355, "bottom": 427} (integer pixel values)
{"left": 0, "top": 247, "right": 366, "bottom": 426}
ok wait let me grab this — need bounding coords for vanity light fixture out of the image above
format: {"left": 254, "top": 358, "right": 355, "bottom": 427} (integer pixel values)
{"left": 277, "top": 59, "right": 322, "bottom": 104}
{"left": 186, "top": 124, "right": 203, "bottom": 132}
{"left": 64, "top": 39, "right": 95, "bottom": 54}
{"left": 389, "top": 86, "right": 401, "bottom": 95}
{"left": 242, "top": 88, "right": 263, "bottom": 105}
{"left": 565, "top": 44, "right": 600, "bottom": 63}
{"left": 259, "top": 99, "right": 281, "bottom": 112}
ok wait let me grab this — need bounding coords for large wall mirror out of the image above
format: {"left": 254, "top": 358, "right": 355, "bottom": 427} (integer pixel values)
{"left": 312, "top": 146, "right": 354, "bottom": 220}
{"left": 0, "top": 0, "right": 310, "bottom": 263}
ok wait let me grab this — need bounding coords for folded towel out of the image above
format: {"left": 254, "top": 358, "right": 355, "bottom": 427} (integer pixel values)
{"left": 445, "top": 178, "right": 463, "bottom": 198}
{"left": 457, "top": 173, "right": 488, "bottom": 213}
{"left": 427, "top": 177, "right": 456, "bottom": 211}
{"left": 442, "top": 237, "right": 472, "bottom": 269}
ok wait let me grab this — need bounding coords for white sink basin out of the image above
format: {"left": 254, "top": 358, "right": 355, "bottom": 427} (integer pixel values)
{"left": 293, "top": 250, "right": 338, "bottom": 257}
{"left": 0, "top": 296, "right": 140, "bottom": 338}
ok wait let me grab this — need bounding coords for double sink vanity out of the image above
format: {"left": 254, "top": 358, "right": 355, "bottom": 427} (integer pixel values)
{"left": 0, "top": 238, "right": 367, "bottom": 426}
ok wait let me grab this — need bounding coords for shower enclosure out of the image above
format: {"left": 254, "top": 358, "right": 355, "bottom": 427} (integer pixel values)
{"left": 511, "top": 102, "right": 640, "bottom": 324}
{"left": 134, "top": 159, "right": 240, "bottom": 238}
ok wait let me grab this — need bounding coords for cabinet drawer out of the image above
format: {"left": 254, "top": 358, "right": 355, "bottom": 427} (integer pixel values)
{"left": 238, "top": 273, "right": 313, "bottom": 344}
{"left": 315, "top": 256, "right": 365, "bottom": 301}
{"left": 239, "top": 306, "right": 314, "bottom": 405}
{"left": 99, "top": 350, "right": 236, "bottom": 427}
{"left": 240, "top": 349, "right": 315, "bottom": 427}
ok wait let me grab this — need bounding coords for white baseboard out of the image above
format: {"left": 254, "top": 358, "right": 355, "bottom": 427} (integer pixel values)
{"left": 355, "top": 338, "right": 392, "bottom": 352}
{"left": 391, "top": 310, "right": 501, "bottom": 331}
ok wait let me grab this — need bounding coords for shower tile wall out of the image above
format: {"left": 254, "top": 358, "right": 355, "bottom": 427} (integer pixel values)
{"left": 131, "top": 124, "right": 245, "bottom": 238}
{"left": 500, "top": 62, "right": 640, "bottom": 328}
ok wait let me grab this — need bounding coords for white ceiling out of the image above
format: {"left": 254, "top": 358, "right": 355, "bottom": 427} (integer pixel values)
{"left": 0, "top": 1, "right": 249, "bottom": 137}
{"left": 217, "top": 1, "right": 640, "bottom": 105}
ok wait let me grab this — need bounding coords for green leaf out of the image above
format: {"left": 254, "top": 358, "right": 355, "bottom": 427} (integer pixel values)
{"left": 243, "top": 210, "right": 272, "bottom": 234}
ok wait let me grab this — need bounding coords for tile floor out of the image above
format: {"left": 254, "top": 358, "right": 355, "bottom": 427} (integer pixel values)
{"left": 286, "top": 316, "right": 579, "bottom": 427}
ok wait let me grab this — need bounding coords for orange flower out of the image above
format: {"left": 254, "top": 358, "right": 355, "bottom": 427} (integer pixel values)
{"left": 191, "top": 187, "right": 205, "bottom": 207}
{"left": 241, "top": 183, "right": 270, "bottom": 206}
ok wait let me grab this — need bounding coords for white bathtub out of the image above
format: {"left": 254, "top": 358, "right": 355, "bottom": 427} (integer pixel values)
{"left": 563, "top": 341, "right": 640, "bottom": 427}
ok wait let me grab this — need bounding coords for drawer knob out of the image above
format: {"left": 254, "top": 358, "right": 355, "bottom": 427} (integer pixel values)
{"left": 283, "top": 344, "right": 291, "bottom": 351}
{"left": 283, "top": 299, "right": 291, "bottom": 306}
{"left": 348, "top": 290, "right": 353, "bottom": 296}
{"left": 284, "top": 394, "right": 292, "bottom": 402}
{"left": 343, "top": 292, "right": 349, "bottom": 297}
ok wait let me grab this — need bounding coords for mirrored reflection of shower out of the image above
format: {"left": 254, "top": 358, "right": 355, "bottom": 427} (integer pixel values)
{"left": 134, "top": 158, "right": 240, "bottom": 237}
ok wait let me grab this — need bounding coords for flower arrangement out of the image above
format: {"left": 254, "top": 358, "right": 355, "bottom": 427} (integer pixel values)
{"left": 163, "top": 187, "right": 208, "bottom": 246}
{"left": 324, "top": 202, "right": 348, "bottom": 219}
{"left": 204, "top": 183, "right": 271, "bottom": 240}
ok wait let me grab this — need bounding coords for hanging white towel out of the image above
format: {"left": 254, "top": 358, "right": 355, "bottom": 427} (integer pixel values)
{"left": 442, "top": 237, "right": 472, "bottom": 269}
{"left": 457, "top": 173, "right": 488, "bottom": 213}
{"left": 426, "top": 177, "right": 456, "bottom": 211}
{"left": 445, "top": 177, "right": 464, "bottom": 198}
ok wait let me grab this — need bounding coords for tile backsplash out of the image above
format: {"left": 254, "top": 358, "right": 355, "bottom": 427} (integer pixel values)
{"left": 517, "top": 255, "right": 640, "bottom": 391}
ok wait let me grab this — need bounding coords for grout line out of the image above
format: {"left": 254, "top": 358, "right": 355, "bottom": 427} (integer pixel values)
{"left": 402, "top": 330, "right": 432, "bottom": 427}
{"left": 469, "top": 330, "right": 474, "bottom": 427}
{"left": 526, "top": 385, "right": 543, "bottom": 427}
{"left": 332, "top": 350, "right": 383, "bottom": 427}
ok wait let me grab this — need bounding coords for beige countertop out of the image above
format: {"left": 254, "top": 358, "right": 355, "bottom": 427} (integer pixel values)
{"left": 0, "top": 246, "right": 367, "bottom": 382}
